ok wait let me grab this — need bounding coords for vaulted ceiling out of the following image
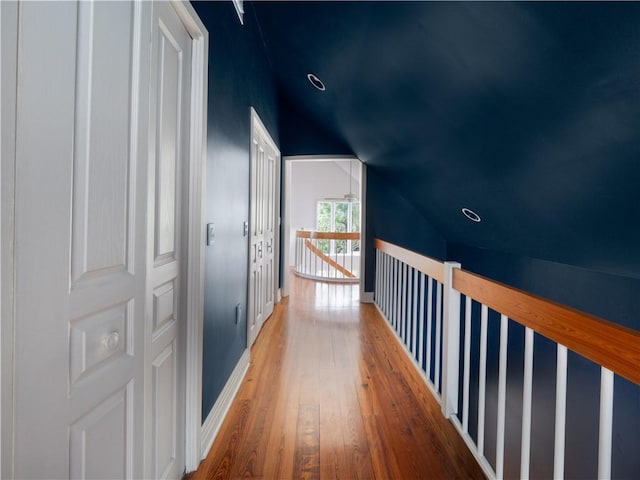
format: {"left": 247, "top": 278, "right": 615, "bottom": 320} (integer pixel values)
{"left": 252, "top": 1, "right": 640, "bottom": 279}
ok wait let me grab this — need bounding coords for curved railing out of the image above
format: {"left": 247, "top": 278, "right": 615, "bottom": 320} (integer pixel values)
{"left": 374, "top": 238, "right": 640, "bottom": 480}
{"left": 295, "top": 230, "right": 360, "bottom": 282}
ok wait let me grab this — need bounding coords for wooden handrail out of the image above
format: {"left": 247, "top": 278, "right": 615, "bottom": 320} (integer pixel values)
{"left": 374, "top": 238, "right": 640, "bottom": 386}
{"left": 375, "top": 238, "right": 444, "bottom": 283}
{"left": 453, "top": 269, "right": 640, "bottom": 386}
{"left": 304, "top": 240, "right": 356, "bottom": 278}
{"left": 296, "top": 230, "right": 360, "bottom": 240}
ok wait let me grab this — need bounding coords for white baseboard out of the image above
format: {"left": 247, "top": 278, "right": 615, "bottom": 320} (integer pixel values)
{"left": 360, "top": 291, "right": 374, "bottom": 303}
{"left": 200, "top": 348, "right": 250, "bottom": 460}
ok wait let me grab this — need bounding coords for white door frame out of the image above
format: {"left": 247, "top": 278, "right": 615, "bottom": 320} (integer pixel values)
{"left": 281, "top": 155, "right": 366, "bottom": 299}
{"left": 1, "top": 2, "right": 18, "bottom": 477}
{"left": 170, "top": 0, "right": 209, "bottom": 473}
{"left": 247, "top": 108, "right": 281, "bottom": 348}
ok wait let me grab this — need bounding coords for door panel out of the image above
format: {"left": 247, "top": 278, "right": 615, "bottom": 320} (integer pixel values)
{"left": 71, "top": 1, "right": 136, "bottom": 284}
{"left": 69, "top": 382, "right": 134, "bottom": 480}
{"left": 152, "top": 342, "right": 177, "bottom": 479}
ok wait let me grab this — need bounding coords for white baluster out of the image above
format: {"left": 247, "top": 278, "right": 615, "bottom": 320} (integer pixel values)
{"left": 496, "top": 314, "right": 509, "bottom": 480}
{"left": 462, "top": 296, "right": 472, "bottom": 433}
{"left": 401, "top": 263, "right": 407, "bottom": 342}
{"left": 426, "top": 277, "right": 434, "bottom": 382}
{"left": 412, "top": 268, "right": 419, "bottom": 359}
{"left": 418, "top": 273, "right": 425, "bottom": 370}
{"left": 521, "top": 327, "right": 534, "bottom": 480}
{"left": 598, "top": 367, "right": 614, "bottom": 480}
{"left": 478, "top": 304, "right": 488, "bottom": 456}
{"left": 435, "top": 281, "right": 443, "bottom": 393}
{"left": 554, "top": 344, "right": 568, "bottom": 480}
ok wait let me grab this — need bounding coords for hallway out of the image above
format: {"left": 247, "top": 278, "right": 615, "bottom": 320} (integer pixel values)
{"left": 191, "top": 275, "right": 484, "bottom": 479}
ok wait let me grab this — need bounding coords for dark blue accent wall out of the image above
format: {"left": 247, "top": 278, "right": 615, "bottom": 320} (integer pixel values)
{"left": 191, "top": 1, "right": 279, "bottom": 423}
{"left": 364, "top": 167, "right": 447, "bottom": 292}
{"left": 448, "top": 243, "right": 640, "bottom": 478}
{"left": 278, "top": 90, "right": 354, "bottom": 157}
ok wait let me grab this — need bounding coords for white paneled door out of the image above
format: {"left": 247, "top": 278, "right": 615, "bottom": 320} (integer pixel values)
{"left": 10, "top": 2, "right": 197, "bottom": 479}
{"left": 146, "top": 2, "right": 192, "bottom": 478}
{"left": 248, "top": 111, "right": 280, "bottom": 347}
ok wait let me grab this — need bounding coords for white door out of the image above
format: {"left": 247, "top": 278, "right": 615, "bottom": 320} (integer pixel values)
{"left": 12, "top": 2, "right": 147, "bottom": 478}
{"left": 248, "top": 111, "right": 279, "bottom": 347}
{"left": 11, "top": 2, "right": 193, "bottom": 479}
{"left": 145, "top": 2, "right": 192, "bottom": 478}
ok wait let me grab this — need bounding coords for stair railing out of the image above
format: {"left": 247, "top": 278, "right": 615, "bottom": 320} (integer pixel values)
{"left": 374, "top": 238, "right": 640, "bottom": 480}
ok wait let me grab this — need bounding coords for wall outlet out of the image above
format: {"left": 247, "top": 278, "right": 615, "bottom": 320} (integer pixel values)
{"left": 243, "top": 221, "right": 249, "bottom": 237}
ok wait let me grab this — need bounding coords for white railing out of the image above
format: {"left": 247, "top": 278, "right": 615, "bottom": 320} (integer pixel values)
{"left": 295, "top": 230, "right": 360, "bottom": 283}
{"left": 374, "top": 239, "right": 640, "bottom": 480}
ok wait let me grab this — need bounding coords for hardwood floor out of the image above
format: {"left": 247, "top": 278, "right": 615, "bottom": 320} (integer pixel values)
{"left": 190, "top": 275, "right": 485, "bottom": 479}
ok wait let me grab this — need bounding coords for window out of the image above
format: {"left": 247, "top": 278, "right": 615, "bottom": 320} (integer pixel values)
{"left": 316, "top": 200, "right": 360, "bottom": 254}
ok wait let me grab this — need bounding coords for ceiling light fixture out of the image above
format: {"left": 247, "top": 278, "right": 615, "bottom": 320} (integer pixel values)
{"left": 462, "top": 208, "right": 481, "bottom": 223}
{"left": 307, "top": 73, "right": 326, "bottom": 91}
{"left": 344, "top": 160, "right": 358, "bottom": 202}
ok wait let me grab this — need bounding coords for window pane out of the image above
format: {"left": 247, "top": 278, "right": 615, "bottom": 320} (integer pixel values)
{"left": 351, "top": 203, "right": 360, "bottom": 232}
{"left": 316, "top": 202, "right": 332, "bottom": 232}
{"left": 335, "top": 202, "right": 348, "bottom": 233}
{"left": 317, "top": 239, "right": 329, "bottom": 254}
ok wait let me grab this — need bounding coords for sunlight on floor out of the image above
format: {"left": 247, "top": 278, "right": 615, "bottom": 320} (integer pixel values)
{"left": 313, "top": 281, "right": 359, "bottom": 309}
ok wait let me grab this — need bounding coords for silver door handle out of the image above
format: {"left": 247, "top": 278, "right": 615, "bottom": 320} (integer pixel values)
{"left": 266, "top": 240, "right": 272, "bottom": 253}
{"left": 257, "top": 242, "right": 263, "bottom": 258}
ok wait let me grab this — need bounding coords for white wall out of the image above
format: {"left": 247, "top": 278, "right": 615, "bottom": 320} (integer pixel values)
{"left": 288, "top": 160, "right": 360, "bottom": 266}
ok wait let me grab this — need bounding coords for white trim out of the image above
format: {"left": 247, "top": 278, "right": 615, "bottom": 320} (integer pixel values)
{"left": 200, "top": 349, "right": 250, "bottom": 460}
{"left": 282, "top": 160, "right": 292, "bottom": 297}
{"left": 360, "top": 291, "right": 374, "bottom": 303}
{"left": 171, "top": 1, "right": 208, "bottom": 473}
{"left": 358, "top": 162, "right": 367, "bottom": 302}
{"left": 283, "top": 154, "right": 358, "bottom": 162}
{"left": 1, "top": 3, "right": 18, "bottom": 477}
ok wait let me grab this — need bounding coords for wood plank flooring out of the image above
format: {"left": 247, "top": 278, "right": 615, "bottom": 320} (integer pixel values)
{"left": 190, "top": 275, "right": 485, "bottom": 479}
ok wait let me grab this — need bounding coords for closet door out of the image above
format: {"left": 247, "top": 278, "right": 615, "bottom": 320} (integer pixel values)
{"left": 144, "top": 2, "right": 192, "bottom": 478}
{"left": 248, "top": 111, "right": 279, "bottom": 347}
{"left": 13, "top": 2, "right": 148, "bottom": 478}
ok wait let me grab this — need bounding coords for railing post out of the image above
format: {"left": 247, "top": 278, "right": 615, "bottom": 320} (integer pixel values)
{"left": 442, "top": 261, "right": 461, "bottom": 418}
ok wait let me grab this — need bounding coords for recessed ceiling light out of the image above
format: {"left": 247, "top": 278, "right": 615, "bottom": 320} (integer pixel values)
{"left": 307, "top": 73, "right": 326, "bottom": 91}
{"left": 462, "top": 208, "right": 481, "bottom": 223}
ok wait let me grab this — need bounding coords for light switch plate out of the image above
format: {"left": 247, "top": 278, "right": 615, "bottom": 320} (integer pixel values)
{"left": 207, "top": 223, "right": 215, "bottom": 246}
{"left": 235, "top": 303, "right": 242, "bottom": 324}
{"left": 243, "top": 221, "right": 249, "bottom": 237}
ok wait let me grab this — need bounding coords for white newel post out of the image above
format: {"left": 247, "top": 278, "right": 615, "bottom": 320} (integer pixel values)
{"left": 442, "top": 261, "right": 462, "bottom": 418}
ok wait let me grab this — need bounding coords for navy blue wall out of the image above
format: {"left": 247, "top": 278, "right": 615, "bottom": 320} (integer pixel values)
{"left": 278, "top": 90, "right": 353, "bottom": 157}
{"left": 364, "top": 167, "right": 447, "bottom": 292}
{"left": 191, "top": 1, "right": 279, "bottom": 423}
{"left": 448, "top": 243, "right": 640, "bottom": 479}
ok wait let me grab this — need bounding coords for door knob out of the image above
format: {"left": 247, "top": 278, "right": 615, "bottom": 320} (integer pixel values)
{"left": 102, "top": 331, "right": 120, "bottom": 352}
